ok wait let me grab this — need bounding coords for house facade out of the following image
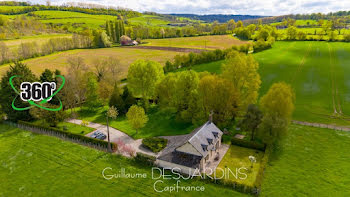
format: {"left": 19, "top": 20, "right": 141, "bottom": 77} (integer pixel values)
{"left": 156, "top": 117, "right": 223, "bottom": 175}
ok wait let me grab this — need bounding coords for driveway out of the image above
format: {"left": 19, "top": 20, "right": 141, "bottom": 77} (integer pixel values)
{"left": 67, "top": 119, "right": 157, "bottom": 157}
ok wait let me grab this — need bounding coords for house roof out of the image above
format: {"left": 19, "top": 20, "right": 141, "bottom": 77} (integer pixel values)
{"left": 187, "top": 121, "right": 223, "bottom": 157}
{"left": 157, "top": 121, "right": 223, "bottom": 168}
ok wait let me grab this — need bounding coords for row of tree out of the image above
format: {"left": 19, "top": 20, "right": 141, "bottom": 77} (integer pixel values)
{"left": 105, "top": 20, "right": 125, "bottom": 43}
{"left": 0, "top": 34, "right": 92, "bottom": 65}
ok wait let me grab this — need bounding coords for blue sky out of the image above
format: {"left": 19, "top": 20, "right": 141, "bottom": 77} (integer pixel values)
{"left": 25, "top": 0, "right": 350, "bottom": 16}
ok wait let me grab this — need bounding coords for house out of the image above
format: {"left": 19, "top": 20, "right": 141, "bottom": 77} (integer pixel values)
{"left": 120, "top": 35, "right": 138, "bottom": 46}
{"left": 156, "top": 115, "right": 223, "bottom": 175}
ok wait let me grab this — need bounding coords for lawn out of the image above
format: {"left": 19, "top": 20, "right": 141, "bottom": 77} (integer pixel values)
{"left": 177, "top": 41, "right": 350, "bottom": 126}
{"left": 0, "top": 47, "right": 185, "bottom": 77}
{"left": 260, "top": 124, "right": 350, "bottom": 196}
{"left": 216, "top": 145, "right": 264, "bottom": 187}
{"left": 32, "top": 120, "right": 95, "bottom": 135}
{"left": 0, "top": 123, "right": 248, "bottom": 197}
{"left": 143, "top": 35, "right": 248, "bottom": 50}
{"left": 77, "top": 105, "right": 196, "bottom": 139}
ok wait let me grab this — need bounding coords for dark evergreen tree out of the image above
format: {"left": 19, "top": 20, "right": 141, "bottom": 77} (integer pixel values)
{"left": 0, "top": 62, "right": 37, "bottom": 121}
{"left": 109, "top": 84, "right": 124, "bottom": 113}
{"left": 39, "top": 69, "right": 54, "bottom": 82}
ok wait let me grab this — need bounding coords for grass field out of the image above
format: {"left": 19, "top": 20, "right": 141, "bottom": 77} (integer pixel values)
{"left": 216, "top": 145, "right": 264, "bottom": 186}
{"left": 2, "top": 34, "right": 72, "bottom": 49}
{"left": 78, "top": 105, "right": 196, "bottom": 139}
{"left": 0, "top": 123, "right": 248, "bottom": 197}
{"left": 179, "top": 41, "right": 350, "bottom": 126}
{"left": 260, "top": 124, "right": 350, "bottom": 196}
{"left": 143, "top": 35, "right": 248, "bottom": 50}
{"left": 0, "top": 47, "right": 185, "bottom": 77}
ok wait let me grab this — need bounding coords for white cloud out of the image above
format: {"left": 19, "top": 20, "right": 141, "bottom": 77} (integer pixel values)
{"left": 27, "top": 0, "right": 350, "bottom": 16}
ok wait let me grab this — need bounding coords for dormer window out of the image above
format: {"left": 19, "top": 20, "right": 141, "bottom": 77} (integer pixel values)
{"left": 201, "top": 144, "right": 208, "bottom": 152}
{"left": 212, "top": 132, "right": 218, "bottom": 138}
{"left": 207, "top": 138, "right": 213, "bottom": 144}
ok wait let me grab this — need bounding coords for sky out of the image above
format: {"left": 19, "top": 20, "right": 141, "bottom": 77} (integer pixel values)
{"left": 24, "top": 0, "right": 350, "bottom": 16}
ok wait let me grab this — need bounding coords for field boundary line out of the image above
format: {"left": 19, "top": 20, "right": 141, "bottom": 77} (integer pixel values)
{"left": 292, "top": 120, "right": 350, "bottom": 132}
{"left": 291, "top": 43, "right": 313, "bottom": 83}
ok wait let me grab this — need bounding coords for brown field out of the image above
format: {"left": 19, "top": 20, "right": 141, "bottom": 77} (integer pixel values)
{"left": 143, "top": 35, "right": 248, "bottom": 50}
{"left": 0, "top": 47, "right": 185, "bottom": 77}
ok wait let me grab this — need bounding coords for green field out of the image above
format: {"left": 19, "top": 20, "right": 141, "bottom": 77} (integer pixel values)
{"left": 2, "top": 34, "right": 72, "bottom": 49}
{"left": 32, "top": 120, "right": 95, "bottom": 135}
{"left": 261, "top": 124, "right": 350, "bottom": 196}
{"left": 143, "top": 35, "right": 248, "bottom": 50}
{"left": 179, "top": 41, "right": 350, "bottom": 126}
{"left": 0, "top": 123, "right": 247, "bottom": 197}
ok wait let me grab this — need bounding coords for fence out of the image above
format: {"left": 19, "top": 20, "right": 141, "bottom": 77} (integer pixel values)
{"left": 4, "top": 121, "right": 114, "bottom": 152}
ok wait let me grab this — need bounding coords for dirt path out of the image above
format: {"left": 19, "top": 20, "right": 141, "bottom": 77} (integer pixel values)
{"left": 129, "top": 45, "right": 209, "bottom": 53}
{"left": 67, "top": 119, "right": 157, "bottom": 157}
{"left": 292, "top": 120, "right": 350, "bottom": 132}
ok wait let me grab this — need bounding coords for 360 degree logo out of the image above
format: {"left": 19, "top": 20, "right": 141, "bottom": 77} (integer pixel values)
{"left": 9, "top": 75, "right": 65, "bottom": 111}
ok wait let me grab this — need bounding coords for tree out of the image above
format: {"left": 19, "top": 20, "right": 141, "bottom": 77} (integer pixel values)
{"left": 236, "top": 20, "right": 243, "bottom": 28}
{"left": 196, "top": 74, "right": 239, "bottom": 127}
{"left": 221, "top": 51, "right": 261, "bottom": 112}
{"left": 106, "top": 106, "right": 118, "bottom": 152}
{"left": 126, "top": 105, "right": 148, "bottom": 135}
{"left": 259, "top": 82, "right": 295, "bottom": 146}
{"left": 41, "top": 104, "right": 66, "bottom": 127}
{"left": 227, "top": 19, "right": 236, "bottom": 33}
{"left": 40, "top": 69, "right": 54, "bottom": 82}
{"left": 0, "top": 62, "right": 37, "bottom": 121}
{"left": 239, "top": 104, "right": 263, "bottom": 141}
{"left": 127, "top": 60, "right": 164, "bottom": 101}
{"left": 84, "top": 74, "right": 101, "bottom": 111}
{"left": 121, "top": 86, "right": 136, "bottom": 114}
{"left": 109, "top": 84, "right": 124, "bottom": 112}
{"left": 286, "top": 26, "right": 297, "bottom": 40}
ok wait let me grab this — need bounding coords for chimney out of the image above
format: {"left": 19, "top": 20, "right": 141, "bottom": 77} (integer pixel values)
{"left": 209, "top": 111, "right": 213, "bottom": 123}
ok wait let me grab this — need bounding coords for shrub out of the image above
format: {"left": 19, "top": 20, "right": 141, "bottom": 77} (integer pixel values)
{"left": 231, "top": 138, "right": 266, "bottom": 151}
{"left": 142, "top": 137, "right": 168, "bottom": 152}
{"left": 134, "top": 152, "right": 156, "bottom": 166}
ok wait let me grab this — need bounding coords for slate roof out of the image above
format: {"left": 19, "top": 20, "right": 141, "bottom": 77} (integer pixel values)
{"left": 187, "top": 121, "right": 223, "bottom": 157}
{"left": 157, "top": 121, "right": 223, "bottom": 168}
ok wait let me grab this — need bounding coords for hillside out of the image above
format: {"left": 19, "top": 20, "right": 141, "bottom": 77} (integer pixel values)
{"left": 170, "top": 14, "right": 265, "bottom": 23}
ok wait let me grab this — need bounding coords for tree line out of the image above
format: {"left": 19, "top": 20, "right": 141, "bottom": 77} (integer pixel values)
{"left": 0, "top": 1, "right": 141, "bottom": 18}
{"left": 0, "top": 34, "right": 92, "bottom": 65}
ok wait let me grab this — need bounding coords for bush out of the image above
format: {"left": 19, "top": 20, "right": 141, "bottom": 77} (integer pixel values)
{"left": 142, "top": 137, "right": 168, "bottom": 152}
{"left": 17, "top": 120, "right": 117, "bottom": 151}
{"left": 231, "top": 138, "right": 266, "bottom": 151}
{"left": 134, "top": 152, "right": 156, "bottom": 166}
{"left": 253, "top": 145, "right": 272, "bottom": 188}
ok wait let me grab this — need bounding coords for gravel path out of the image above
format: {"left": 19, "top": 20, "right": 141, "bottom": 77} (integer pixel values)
{"left": 66, "top": 119, "right": 157, "bottom": 157}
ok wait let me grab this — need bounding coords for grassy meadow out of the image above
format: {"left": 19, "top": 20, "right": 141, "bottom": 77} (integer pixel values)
{"left": 261, "top": 124, "right": 350, "bottom": 196}
{"left": 179, "top": 41, "right": 350, "bottom": 126}
{"left": 3, "top": 34, "right": 72, "bottom": 49}
{"left": 0, "top": 47, "right": 185, "bottom": 77}
{"left": 143, "top": 35, "right": 248, "bottom": 50}
{"left": 0, "top": 124, "right": 248, "bottom": 197}
{"left": 77, "top": 105, "right": 196, "bottom": 139}
{"left": 216, "top": 145, "right": 264, "bottom": 186}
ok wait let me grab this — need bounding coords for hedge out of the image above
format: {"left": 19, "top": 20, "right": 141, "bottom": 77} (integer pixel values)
{"left": 17, "top": 120, "right": 117, "bottom": 151}
{"left": 142, "top": 137, "right": 168, "bottom": 153}
{"left": 231, "top": 138, "right": 266, "bottom": 151}
{"left": 134, "top": 152, "right": 156, "bottom": 166}
{"left": 253, "top": 145, "right": 272, "bottom": 188}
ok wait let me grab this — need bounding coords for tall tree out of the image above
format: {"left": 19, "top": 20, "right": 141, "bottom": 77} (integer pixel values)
{"left": 259, "top": 82, "right": 295, "bottom": 146}
{"left": 239, "top": 104, "right": 263, "bottom": 141}
{"left": 84, "top": 74, "right": 101, "bottom": 111}
{"left": 39, "top": 69, "right": 54, "bottom": 82}
{"left": 127, "top": 60, "right": 164, "bottom": 101}
{"left": 0, "top": 62, "right": 37, "bottom": 121}
{"left": 221, "top": 51, "right": 261, "bottom": 112}
{"left": 126, "top": 105, "right": 148, "bottom": 136}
